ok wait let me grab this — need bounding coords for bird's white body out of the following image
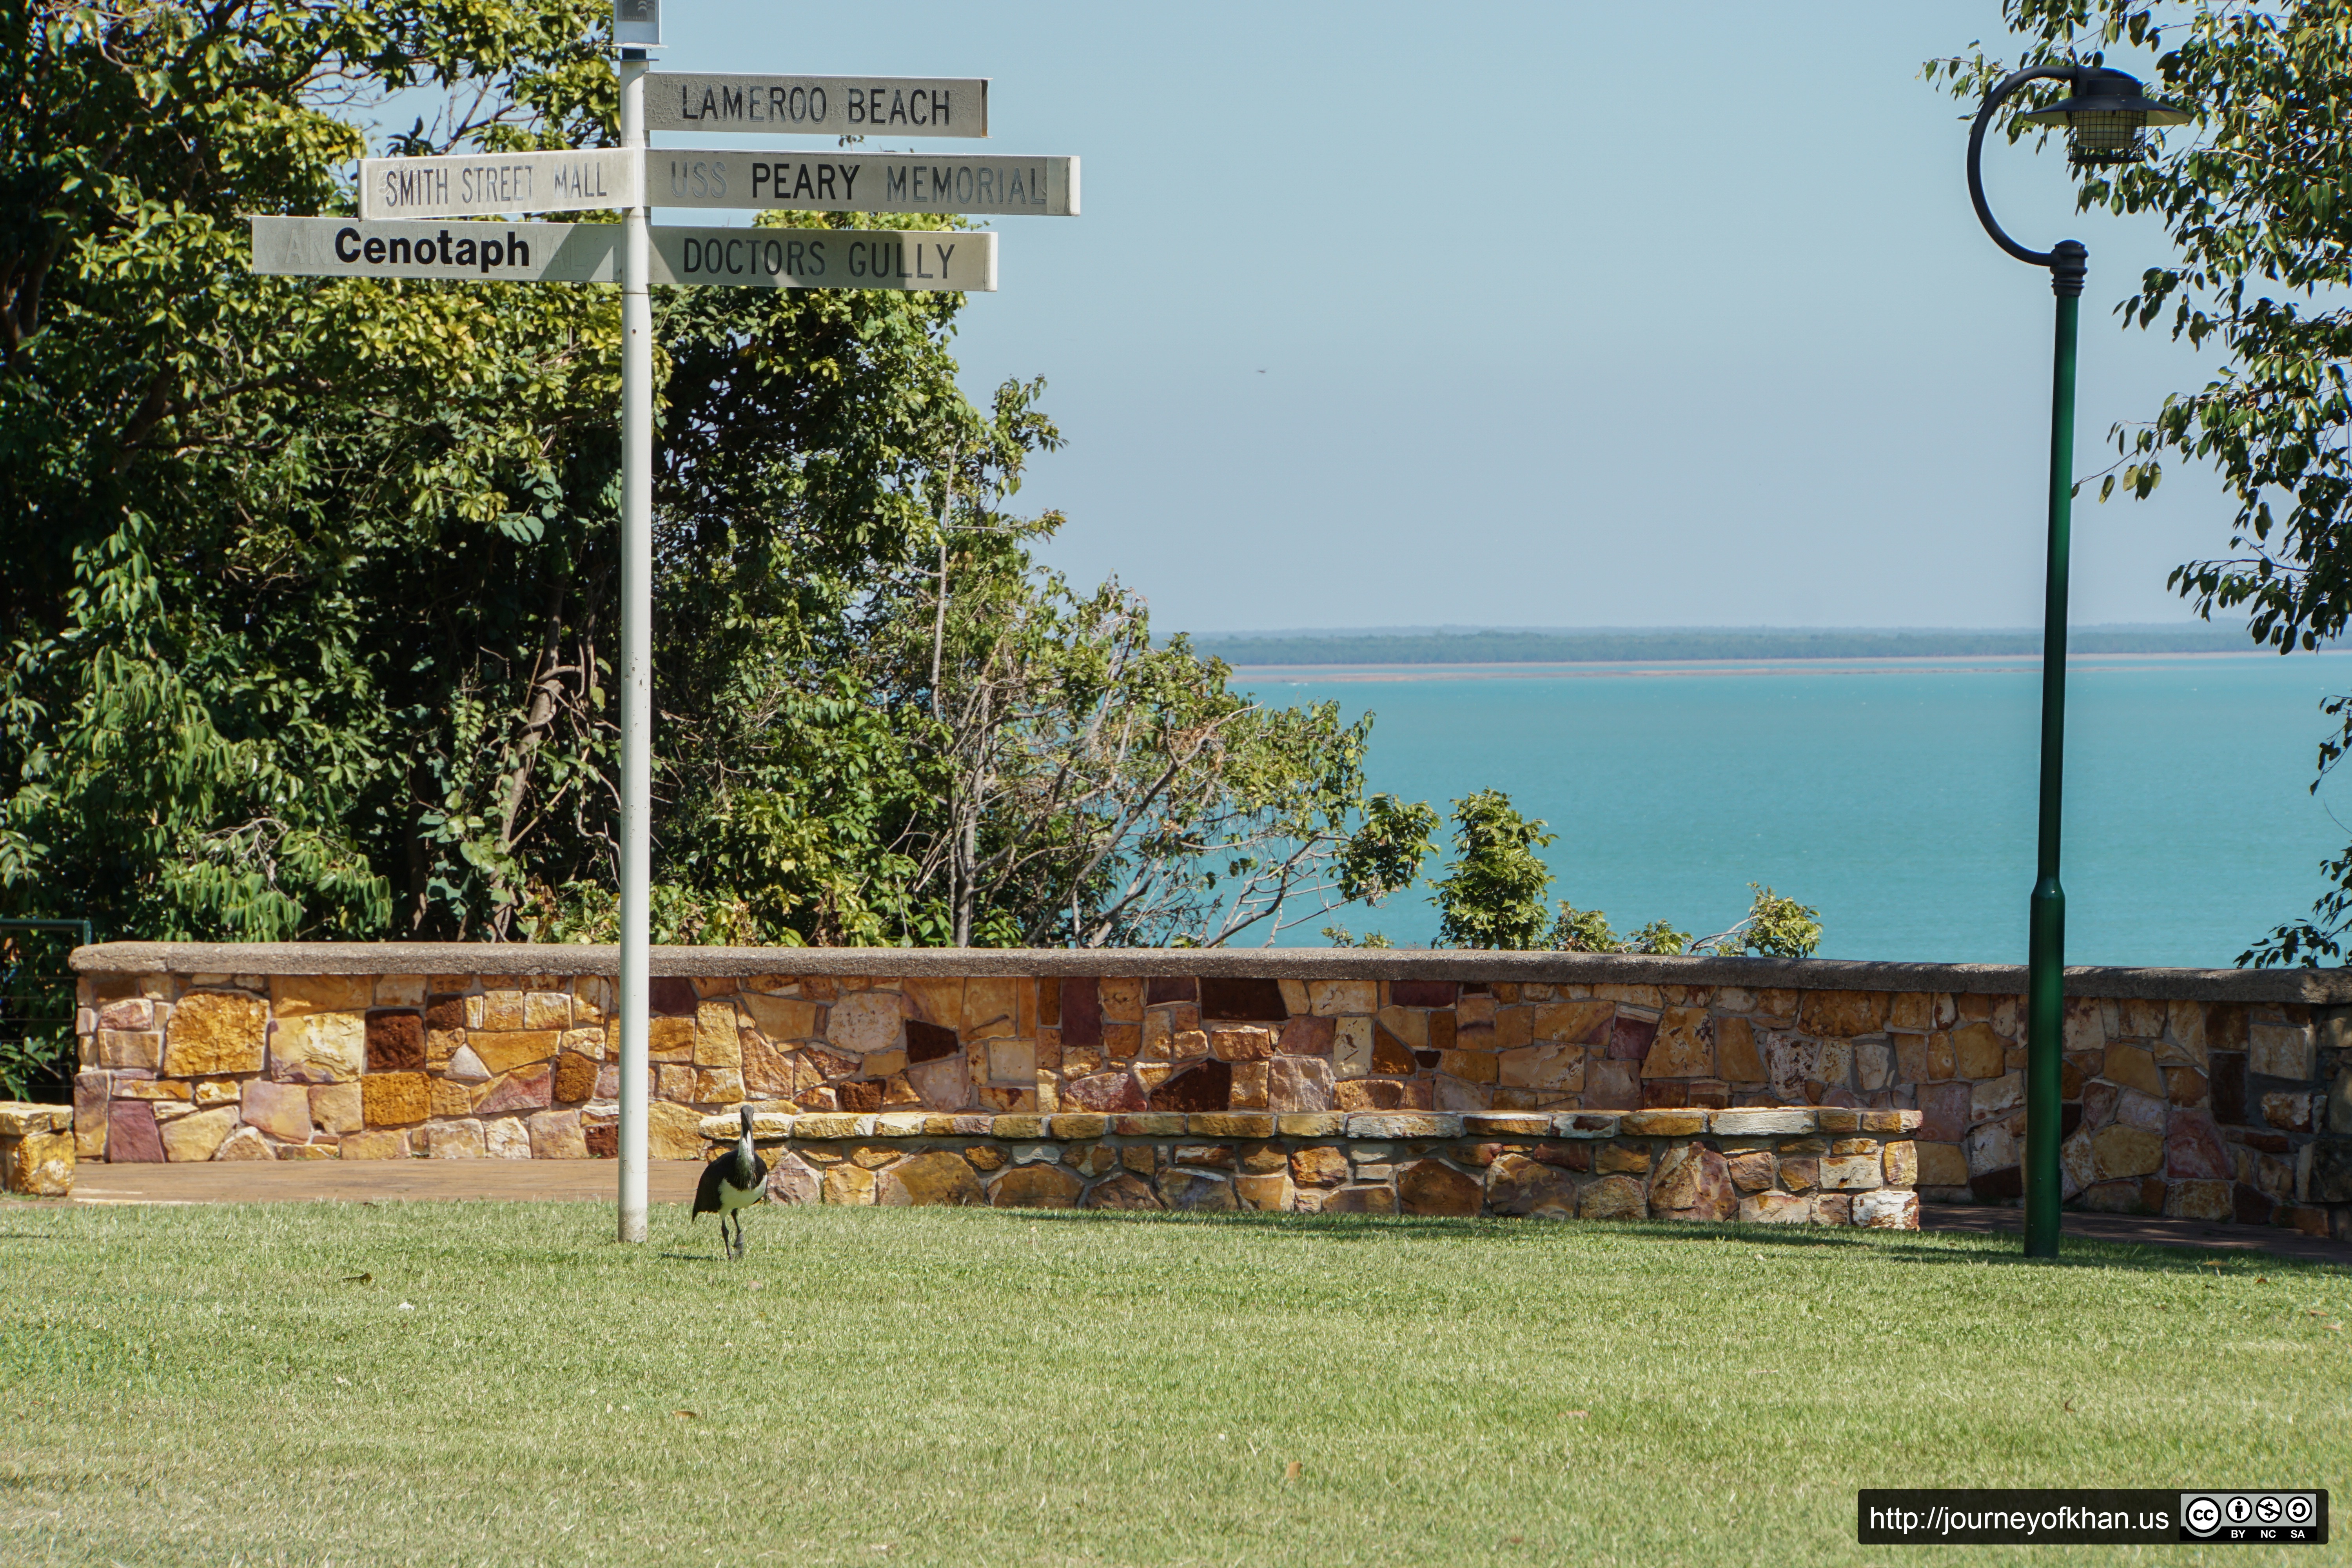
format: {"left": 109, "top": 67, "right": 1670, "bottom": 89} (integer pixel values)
{"left": 711, "top": 1163, "right": 762, "bottom": 1216}
{"left": 693, "top": 1108, "right": 769, "bottom": 1258}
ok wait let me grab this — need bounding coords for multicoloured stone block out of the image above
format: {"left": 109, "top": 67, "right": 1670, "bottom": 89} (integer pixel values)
{"left": 0, "top": 1102, "right": 75, "bottom": 1195}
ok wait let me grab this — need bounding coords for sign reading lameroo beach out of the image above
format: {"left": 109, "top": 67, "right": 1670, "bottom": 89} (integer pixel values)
{"left": 644, "top": 73, "right": 987, "bottom": 136}
{"left": 250, "top": 216, "right": 996, "bottom": 291}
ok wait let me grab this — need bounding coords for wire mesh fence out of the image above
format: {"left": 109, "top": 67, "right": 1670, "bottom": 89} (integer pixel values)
{"left": 1, "top": 920, "right": 89, "bottom": 1103}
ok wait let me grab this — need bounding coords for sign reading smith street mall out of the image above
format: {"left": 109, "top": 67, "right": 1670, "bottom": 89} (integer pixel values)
{"left": 249, "top": 216, "right": 996, "bottom": 292}
{"left": 358, "top": 147, "right": 639, "bottom": 221}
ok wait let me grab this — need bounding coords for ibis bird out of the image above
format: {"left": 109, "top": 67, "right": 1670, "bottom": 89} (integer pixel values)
{"left": 693, "top": 1104, "right": 769, "bottom": 1260}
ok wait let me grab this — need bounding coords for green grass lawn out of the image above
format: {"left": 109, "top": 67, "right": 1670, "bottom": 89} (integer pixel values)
{"left": 1, "top": 1200, "right": 2345, "bottom": 1567}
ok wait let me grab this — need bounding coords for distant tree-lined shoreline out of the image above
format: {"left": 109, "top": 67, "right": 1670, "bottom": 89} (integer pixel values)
{"left": 1190, "top": 625, "right": 2285, "bottom": 667}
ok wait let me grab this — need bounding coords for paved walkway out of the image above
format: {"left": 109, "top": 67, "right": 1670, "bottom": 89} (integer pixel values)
{"left": 34, "top": 1166, "right": 2351, "bottom": 1263}
{"left": 62, "top": 1161, "right": 706, "bottom": 1206}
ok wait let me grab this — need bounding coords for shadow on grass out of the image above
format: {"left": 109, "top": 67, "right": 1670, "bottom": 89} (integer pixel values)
{"left": 1873, "top": 1241, "right": 2350, "bottom": 1277}
{"left": 1011, "top": 1205, "right": 1886, "bottom": 1247}
{"left": 987, "top": 1205, "right": 2350, "bottom": 1276}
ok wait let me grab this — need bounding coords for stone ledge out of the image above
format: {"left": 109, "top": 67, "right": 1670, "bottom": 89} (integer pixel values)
{"left": 697, "top": 1107, "right": 1924, "bottom": 1143}
{"left": 66, "top": 940, "right": 2352, "bottom": 1003}
{"left": 690, "top": 1109, "right": 1923, "bottom": 1228}
{"left": 0, "top": 1103, "right": 73, "bottom": 1137}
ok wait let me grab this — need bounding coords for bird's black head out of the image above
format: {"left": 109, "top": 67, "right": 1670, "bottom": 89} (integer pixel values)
{"left": 737, "top": 1104, "right": 756, "bottom": 1135}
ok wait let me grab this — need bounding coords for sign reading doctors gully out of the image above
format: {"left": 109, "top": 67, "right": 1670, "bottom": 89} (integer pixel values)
{"left": 644, "top": 74, "right": 987, "bottom": 137}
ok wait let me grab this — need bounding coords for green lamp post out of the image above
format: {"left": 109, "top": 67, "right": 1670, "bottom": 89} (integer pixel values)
{"left": 1965, "top": 65, "right": 2189, "bottom": 1258}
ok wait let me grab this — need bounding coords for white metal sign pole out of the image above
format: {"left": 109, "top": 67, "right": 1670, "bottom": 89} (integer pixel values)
{"left": 616, "top": 43, "right": 653, "bottom": 1245}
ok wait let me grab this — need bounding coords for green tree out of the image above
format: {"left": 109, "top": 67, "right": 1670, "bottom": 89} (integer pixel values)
{"left": 1929, "top": 2, "right": 2352, "bottom": 964}
{"left": 1432, "top": 789, "right": 1557, "bottom": 949}
{"left": 1547, "top": 903, "right": 1622, "bottom": 953}
{"left": 640, "top": 490, "right": 1439, "bottom": 949}
{"left": 893, "top": 559, "right": 1405, "bottom": 947}
{"left": 1696, "top": 884, "right": 1822, "bottom": 958}
{"left": 2, "top": 0, "right": 1436, "bottom": 961}
{"left": 1543, "top": 905, "right": 1694, "bottom": 956}
{"left": 3, "top": 0, "right": 626, "bottom": 940}
{"left": 1430, "top": 791, "right": 1820, "bottom": 956}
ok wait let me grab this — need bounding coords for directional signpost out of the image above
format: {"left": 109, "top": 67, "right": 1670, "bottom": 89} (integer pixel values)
{"left": 248, "top": 3, "right": 1075, "bottom": 1243}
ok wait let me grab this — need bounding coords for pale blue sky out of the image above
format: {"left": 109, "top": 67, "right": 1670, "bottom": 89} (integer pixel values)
{"left": 643, "top": 2, "right": 2229, "bottom": 635}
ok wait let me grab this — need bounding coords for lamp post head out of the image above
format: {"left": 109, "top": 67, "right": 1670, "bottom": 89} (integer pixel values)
{"left": 2015, "top": 67, "right": 2192, "bottom": 165}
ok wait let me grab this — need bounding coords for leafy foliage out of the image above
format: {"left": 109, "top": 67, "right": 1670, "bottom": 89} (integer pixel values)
{"left": 1928, "top": 3, "right": 2352, "bottom": 964}
{"left": 1431, "top": 790, "right": 1558, "bottom": 950}
{"left": 0, "top": 926, "right": 81, "bottom": 1100}
{"left": 878, "top": 550, "right": 1434, "bottom": 947}
{"left": 1702, "top": 885, "right": 1823, "bottom": 958}
{"left": 632, "top": 494, "right": 1441, "bottom": 948}
{"left": 0, "top": 0, "right": 1434, "bottom": 951}
{"left": 1430, "top": 791, "right": 1820, "bottom": 956}
{"left": 3, "top": 0, "right": 623, "bottom": 940}
{"left": 1546, "top": 904, "right": 1624, "bottom": 954}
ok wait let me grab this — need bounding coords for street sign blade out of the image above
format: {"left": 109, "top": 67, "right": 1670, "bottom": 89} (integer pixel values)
{"left": 658, "top": 149, "right": 1075, "bottom": 216}
{"left": 250, "top": 217, "right": 621, "bottom": 280}
{"left": 358, "top": 149, "right": 639, "bottom": 220}
{"left": 653, "top": 226, "right": 994, "bottom": 290}
{"left": 249, "top": 217, "right": 997, "bottom": 292}
{"left": 646, "top": 74, "right": 986, "bottom": 138}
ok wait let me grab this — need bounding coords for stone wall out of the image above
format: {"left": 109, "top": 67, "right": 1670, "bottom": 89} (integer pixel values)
{"left": 689, "top": 1106, "right": 1924, "bottom": 1226}
{"left": 66, "top": 943, "right": 2352, "bottom": 1236}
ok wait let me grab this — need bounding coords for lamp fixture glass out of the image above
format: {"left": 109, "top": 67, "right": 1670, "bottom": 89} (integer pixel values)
{"left": 2015, "top": 66, "right": 2191, "bottom": 165}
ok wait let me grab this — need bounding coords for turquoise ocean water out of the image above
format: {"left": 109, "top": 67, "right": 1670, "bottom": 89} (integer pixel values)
{"left": 1235, "top": 652, "right": 2352, "bottom": 967}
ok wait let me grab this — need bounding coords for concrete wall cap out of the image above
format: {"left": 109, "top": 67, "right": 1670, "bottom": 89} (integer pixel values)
{"left": 65, "top": 941, "right": 2352, "bottom": 1004}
